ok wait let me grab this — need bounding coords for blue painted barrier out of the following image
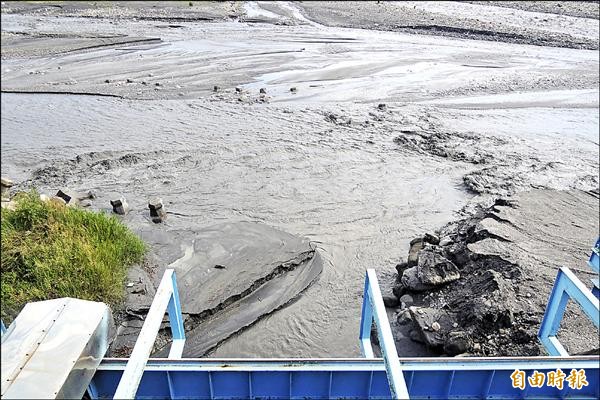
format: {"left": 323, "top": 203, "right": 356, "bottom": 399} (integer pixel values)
{"left": 90, "top": 357, "right": 599, "bottom": 399}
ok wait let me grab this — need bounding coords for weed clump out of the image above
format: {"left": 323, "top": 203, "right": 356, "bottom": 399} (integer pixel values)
{"left": 1, "top": 191, "right": 146, "bottom": 321}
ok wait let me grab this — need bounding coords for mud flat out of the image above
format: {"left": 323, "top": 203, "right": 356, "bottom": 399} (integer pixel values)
{"left": 390, "top": 189, "right": 599, "bottom": 356}
{"left": 297, "top": 1, "right": 599, "bottom": 49}
{"left": 111, "top": 222, "right": 323, "bottom": 357}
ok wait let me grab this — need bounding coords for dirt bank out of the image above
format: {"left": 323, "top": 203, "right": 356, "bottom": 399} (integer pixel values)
{"left": 389, "top": 189, "right": 599, "bottom": 356}
{"left": 298, "top": 1, "right": 599, "bottom": 50}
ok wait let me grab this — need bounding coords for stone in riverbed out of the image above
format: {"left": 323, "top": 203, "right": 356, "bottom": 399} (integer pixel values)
{"left": 444, "top": 331, "right": 471, "bottom": 356}
{"left": 55, "top": 189, "right": 94, "bottom": 206}
{"left": 400, "top": 266, "right": 435, "bottom": 292}
{"left": 409, "top": 328, "right": 424, "bottom": 343}
{"left": 395, "top": 261, "right": 409, "bottom": 277}
{"left": 407, "top": 238, "right": 423, "bottom": 266}
{"left": 110, "top": 198, "right": 129, "bottom": 215}
{"left": 383, "top": 294, "right": 399, "bottom": 308}
{"left": 417, "top": 248, "right": 460, "bottom": 286}
{"left": 409, "top": 307, "right": 456, "bottom": 352}
{"left": 423, "top": 232, "right": 440, "bottom": 245}
{"left": 439, "top": 236, "right": 453, "bottom": 246}
{"left": 399, "top": 294, "right": 414, "bottom": 307}
{"left": 148, "top": 198, "right": 166, "bottom": 223}
{"left": 397, "top": 309, "right": 412, "bottom": 325}
{"left": 1, "top": 177, "right": 13, "bottom": 200}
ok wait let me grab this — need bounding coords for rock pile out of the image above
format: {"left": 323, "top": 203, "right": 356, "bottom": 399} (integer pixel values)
{"left": 387, "top": 189, "right": 599, "bottom": 357}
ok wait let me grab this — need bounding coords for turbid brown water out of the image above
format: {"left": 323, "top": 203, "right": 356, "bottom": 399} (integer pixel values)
{"left": 1, "top": 1, "right": 598, "bottom": 357}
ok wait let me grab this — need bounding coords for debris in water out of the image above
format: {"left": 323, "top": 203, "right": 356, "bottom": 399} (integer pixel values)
{"left": 110, "top": 197, "right": 129, "bottom": 215}
{"left": 148, "top": 198, "right": 166, "bottom": 223}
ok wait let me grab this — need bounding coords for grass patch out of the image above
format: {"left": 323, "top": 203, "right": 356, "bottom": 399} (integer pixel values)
{"left": 1, "top": 191, "right": 146, "bottom": 321}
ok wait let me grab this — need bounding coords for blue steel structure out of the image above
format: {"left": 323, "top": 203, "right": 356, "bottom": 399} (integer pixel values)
{"left": 537, "top": 238, "right": 600, "bottom": 356}
{"left": 588, "top": 238, "right": 599, "bottom": 299}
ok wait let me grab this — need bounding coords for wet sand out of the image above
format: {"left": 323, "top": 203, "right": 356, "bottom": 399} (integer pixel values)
{"left": 1, "top": 1, "right": 598, "bottom": 357}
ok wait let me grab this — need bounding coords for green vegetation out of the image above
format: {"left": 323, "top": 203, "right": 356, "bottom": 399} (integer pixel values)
{"left": 1, "top": 191, "right": 146, "bottom": 321}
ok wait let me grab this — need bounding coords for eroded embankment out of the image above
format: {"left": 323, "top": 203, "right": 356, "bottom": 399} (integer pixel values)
{"left": 388, "top": 189, "right": 599, "bottom": 357}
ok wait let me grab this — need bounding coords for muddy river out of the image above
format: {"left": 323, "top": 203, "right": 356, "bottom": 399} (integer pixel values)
{"left": 1, "top": 2, "right": 598, "bottom": 357}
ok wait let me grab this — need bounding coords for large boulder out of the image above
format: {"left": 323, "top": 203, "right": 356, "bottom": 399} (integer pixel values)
{"left": 407, "top": 238, "right": 424, "bottom": 266}
{"left": 417, "top": 248, "right": 460, "bottom": 286}
{"left": 400, "top": 266, "right": 435, "bottom": 292}
{"left": 408, "top": 307, "right": 456, "bottom": 352}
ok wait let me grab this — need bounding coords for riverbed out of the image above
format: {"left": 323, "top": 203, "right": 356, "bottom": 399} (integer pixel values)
{"left": 1, "top": 1, "right": 598, "bottom": 357}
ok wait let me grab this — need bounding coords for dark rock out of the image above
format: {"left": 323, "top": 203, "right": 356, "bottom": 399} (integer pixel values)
{"left": 259, "top": 88, "right": 266, "bottom": 94}
{"left": 407, "top": 238, "right": 424, "bottom": 266}
{"left": 409, "top": 329, "right": 424, "bottom": 343}
{"left": 423, "top": 232, "right": 440, "bottom": 245}
{"left": 392, "top": 283, "right": 405, "bottom": 299}
{"left": 235, "top": 87, "right": 242, "bottom": 93}
{"left": 56, "top": 189, "right": 74, "bottom": 203}
{"left": 399, "top": 294, "right": 414, "bottom": 307}
{"left": 417, "top": 248, "right": 460, "bottom": 286}
{"left": 456, "top": 270, "right": 515, "bottom": 329}
{"left": 126, "top": 78, "right": 134, "bottom": 83}
{"left": 290, "top": 87, "right": 297, "bottom": 93}
{"left": 377, "top": 103, "right": 387, "bottom": 111}
{"left": 383, "top": 295, "right": 399, "bottom": 308}
{"left": 325, "top": 113, "right": 337, "bottom": 123}
{"left": 401, "top": 266, "right": 435, "bottom": 292}
{"left": 409, "top": 237, "right": 422, "bottom": 246}
{"left": 110, "top": 198, "right": 129, "bottom": 215}
{"left": 155, "top": 82, "right": 161, "bottom": 86}
{"left": 397, "top": 309, "right": 412, "bottom": 325}
{"left": 395, "top": 261, "right": 409, "bottom": 276}
{"left": 148, "top": 198, "right": 166, "bottom": 223}
{"left": 409, "top": 307, "right": 456, "bottom": 352}
{"left": 104, "top": 79, "right": 111, "bottom": 83}
{"left": 444, "top": 331, "right": 471, "bottom": 356}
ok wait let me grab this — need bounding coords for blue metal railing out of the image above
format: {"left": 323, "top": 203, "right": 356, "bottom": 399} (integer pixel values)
{"left": 86, "top": 266, "right": 600, "bottom": 399}
{"left": 538, "top": 239, "right": 600, "bottom": 356}
{"left": 588, "top": 238, "right": 599, "bottom": 299}
{"left": 110, "top": 268, "right": 185, "bottom": 399}
{"left": 359, "top": 269, "right": 409, "bottom": 399}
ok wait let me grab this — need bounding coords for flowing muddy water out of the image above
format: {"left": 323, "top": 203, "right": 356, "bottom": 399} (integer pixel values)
{"left": 1, "top": 2, "right": 599, "bottom": 357}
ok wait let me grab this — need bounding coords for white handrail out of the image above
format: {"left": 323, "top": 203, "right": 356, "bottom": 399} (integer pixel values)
{"left": 359, "top": 269, "right": 410, "bottom": 399}
{"left": 113, "top": 268, "right": 185, "bottom": 399}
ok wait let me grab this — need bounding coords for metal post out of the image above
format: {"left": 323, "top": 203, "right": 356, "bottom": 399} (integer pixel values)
{"left": 538, "top": 267, "right": 599, "bottom": 356}
{"left": 359, "top": 275, "right": 375, "bottom": 358}
{"left": 167, "top": 271, "right": 185, "bottom": 358}
{"left": 359, "top": 269, "right": 410, "bottom": 399}
{"left": 113, "top": 269, "right": 186, "bottom": 399}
